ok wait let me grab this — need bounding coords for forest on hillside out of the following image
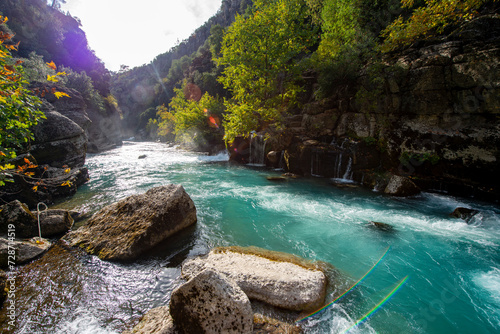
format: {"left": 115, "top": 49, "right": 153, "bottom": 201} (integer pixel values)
{"left": 111, "top": 0, "right": 499, "bottom": 151}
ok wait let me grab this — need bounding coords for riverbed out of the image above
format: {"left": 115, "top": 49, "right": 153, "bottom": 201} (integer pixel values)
{"left": 3, "top": 141, "right": 499, "bottom": 333}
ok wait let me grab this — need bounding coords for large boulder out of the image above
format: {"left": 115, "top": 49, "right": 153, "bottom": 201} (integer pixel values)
{"left": 384, "top": 175, "right": 421, "bottom": 197}
{"left": 65, "top": 185, "right": 197, "bottom": 261}
{"left": 182, "top": 247, "right": 327, "bottom": 311}
{"left": 170, "top": 269, "right": 253, "bottom": 334}
{"left": 30, "top": 101, "right": 87, "bottom": 168}
{"left": 123, "top": 306, "right": 177, "bottom": 334}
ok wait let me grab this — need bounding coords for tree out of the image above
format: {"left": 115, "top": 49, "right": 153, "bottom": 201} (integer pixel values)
{"left": 51, "top": 0, "right": 67, "bottom": 10}
{"left": 164, "top": 82, "right": 223, "bottom": 146}
{"left": 215, "top": 0, "right": 319, "bottom": 142}
{"left": 0, "top": 15, "right": 45, "bottom": 185}
{"left": 380, "top": 0, "right": 498, "bottom": 52}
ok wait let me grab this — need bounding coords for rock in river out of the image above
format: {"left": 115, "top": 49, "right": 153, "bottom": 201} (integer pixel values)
{"left": 65, "top": 184, "right": 197, "bottom": 261}
{"left": 182, "top": 247, "right": 327, "bottom": 312}
{"left": 170, "top": 269, "right": 254, "bottom": 334}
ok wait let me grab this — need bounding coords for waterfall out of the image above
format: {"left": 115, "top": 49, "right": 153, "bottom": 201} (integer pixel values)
{"left": 342, "top": 156, "right": 353, "bottom": 180}
{"left": 331, "top": 138, "right": 355, "bottom": 182}
{"left": 248, "top": 134, "right": 266, "bottom": 166}
{"left": 249, "top": 133, "right": 253, "bottom": 164}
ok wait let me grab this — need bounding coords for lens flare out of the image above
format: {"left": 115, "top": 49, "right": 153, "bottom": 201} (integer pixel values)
{"left": 343, "top": 276, "right": 409, "bottom": 333}
{"left": 296, "top": 247, "right": 391, "bottom": 323}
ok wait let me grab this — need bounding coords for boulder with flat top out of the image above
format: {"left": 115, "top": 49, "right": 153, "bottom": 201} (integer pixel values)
{"left": 182, "top": 247, "right": 327, "bottom": 312}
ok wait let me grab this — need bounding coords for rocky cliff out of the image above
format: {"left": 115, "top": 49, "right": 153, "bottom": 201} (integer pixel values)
{"left": 244, "top": 15, "right": 500, "bottom": 201}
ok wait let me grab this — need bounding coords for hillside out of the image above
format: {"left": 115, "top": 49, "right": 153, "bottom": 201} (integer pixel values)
{"left": 111, "top": 0, "right": 500, "bottom": 200}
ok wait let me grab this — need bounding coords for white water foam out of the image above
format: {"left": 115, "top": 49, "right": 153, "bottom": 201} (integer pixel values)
{"left": 54, "top": 311, "right": 118, "bottom": 334}
{"left": 474, "top": 268, "right": 500, "bottom": 305}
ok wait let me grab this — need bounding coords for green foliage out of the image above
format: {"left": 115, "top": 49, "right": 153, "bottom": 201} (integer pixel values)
{"left": 380, "top": 0, "right": 497, "bottom": 52}
{"left": 156, "top": 82, "right": 224, "bottom": 146}
{"left": 400, "top": 151, "right": 441, "bottom": 165}
{"left": 59, "top": 66, "right": 106, "bottom": 113}
{"left": 0, "top": 0, "right": 110, "bottom": 95}
{"left": 0, "top": 16, "right": 45, "bottom": 185}
{"left": 216, "top": 0, "right": 319, "bottom": 142}
{"left": 156, "top": 105, "right": 175, "bottom": 138}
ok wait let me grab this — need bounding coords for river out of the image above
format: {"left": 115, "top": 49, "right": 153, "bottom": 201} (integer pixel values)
{"left": 2, "top": 141, "right": 499, "bottom": 333}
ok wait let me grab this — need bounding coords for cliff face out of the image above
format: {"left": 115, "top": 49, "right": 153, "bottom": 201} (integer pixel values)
{"left": 262, "top": 15, "right": 500, "bottom": 200}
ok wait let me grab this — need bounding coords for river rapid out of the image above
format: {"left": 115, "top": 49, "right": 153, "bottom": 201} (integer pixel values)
{"left": 2, "top": 141, "right": 499, "bottom": 334}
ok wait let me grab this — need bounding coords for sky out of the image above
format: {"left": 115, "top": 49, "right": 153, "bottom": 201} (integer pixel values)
{"left": 60, "top": 0, "right": 223, "bottom": 71}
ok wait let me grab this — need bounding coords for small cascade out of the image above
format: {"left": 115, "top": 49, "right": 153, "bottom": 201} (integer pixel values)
{"left": 249, "top": 133, "right": 253, "bottom": 164}
{"left": 330, "top": 137, "right": 356, "bottom": 182}
{"left": 248, "top": 134, "right": 266, "bottom": 166}
{"left": 342, "top": 156, "right": 353, "bottom": 180}
{"left": 278, "top": 150, "right": 285, "bottom": 170}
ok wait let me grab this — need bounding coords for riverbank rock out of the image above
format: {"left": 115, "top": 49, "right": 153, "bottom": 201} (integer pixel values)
{"left": 384, "top": 175, "right": 421, "bottom": 197}
{"left": 182, "top": 247, "right": 327, "bottom": 311}
{"left": 0, "top": 200, "right": 37, "bottom": 238}
{"left": 0, "top": 237, "right": 52, "bottom": 268}
{"left": 30, "top": 102, "right": 87, "bottom": 168}
{"left": 170, "top": 269, "right": 254, "bottom": 334}
{"left": 65, "top": 184, "right": 197, "bottom": 261}
{"left": 0, "top": 270, "right": 6, "bottom": 307}
{"left": 123, "top": 306, "right": 176, "bottom": 334}
{"left": 0, "top": 201, "right": 75, "bottom": 238}
{"left": 37, "top": 210, "right": 74, "bottom": 237}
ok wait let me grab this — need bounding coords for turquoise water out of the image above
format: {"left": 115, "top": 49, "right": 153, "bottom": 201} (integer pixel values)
{"left": 6, "top": 141, "right": 500, "bottom": 333}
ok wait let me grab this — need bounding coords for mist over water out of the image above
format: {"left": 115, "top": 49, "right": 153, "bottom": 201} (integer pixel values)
{"left": 4, "top": 141, "right": 499, "bottom": 334}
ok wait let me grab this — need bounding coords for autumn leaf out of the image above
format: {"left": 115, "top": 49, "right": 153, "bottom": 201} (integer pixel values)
{"left": 61, "top": 180, "right": 72, "bottom": 187}
{"left": 24, "top": 157, "right": 30, "bottom": 164}
{"left": 64, "top": 168, "right": 71, "bottom": 173}
{"left": 46, "top": 61, "right": 57, "bottom": 71}
{"left": 47, "top": 74, "right": 59, "bottom": 83}
{"left": 54, "top": 91, "right": 71, "bottom": 99}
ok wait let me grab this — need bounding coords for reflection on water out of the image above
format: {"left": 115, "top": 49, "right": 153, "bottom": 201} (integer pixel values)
{"left": 2, "top": 142, "right": 500, "bottom": 334}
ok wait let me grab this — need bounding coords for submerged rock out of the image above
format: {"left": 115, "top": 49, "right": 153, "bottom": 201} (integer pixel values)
{"left": 266, "top": 176, "right": 287, "bottom": 182}
{"left": 450, "top": 207, "right": 480, "bottom": 223}
{"left": 65, "top": 184, "right": 197, "bottom": 261}
{"left": 368, "top": 221, "right": 394, "bottom": 232}
{"left": 170, "top": 269, "right": 253, "bottom": 334}
{"left": 182, "top": 247, "right": 327, "bottom": 312}
{"left": 0, "top": 237, "right": 52, "bottom": 268}
{"left": 123, "top": 306, "right": 176, "bottom": 334}
{"left": 384, "top": 175, "right": 420, "bottom": 197}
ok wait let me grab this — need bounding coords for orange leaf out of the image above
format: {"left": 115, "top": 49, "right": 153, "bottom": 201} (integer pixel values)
{"left": 46, "top": 61, "right": 57, "bottom": 71}
{"left": 54, "top": 91, "right": 71, "bottom": 99}
{"left": 32, "top": 185, "right": 38, "bottom": 192}
{"left": 24, "top": 157, "right": 30, "bottom": 164}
